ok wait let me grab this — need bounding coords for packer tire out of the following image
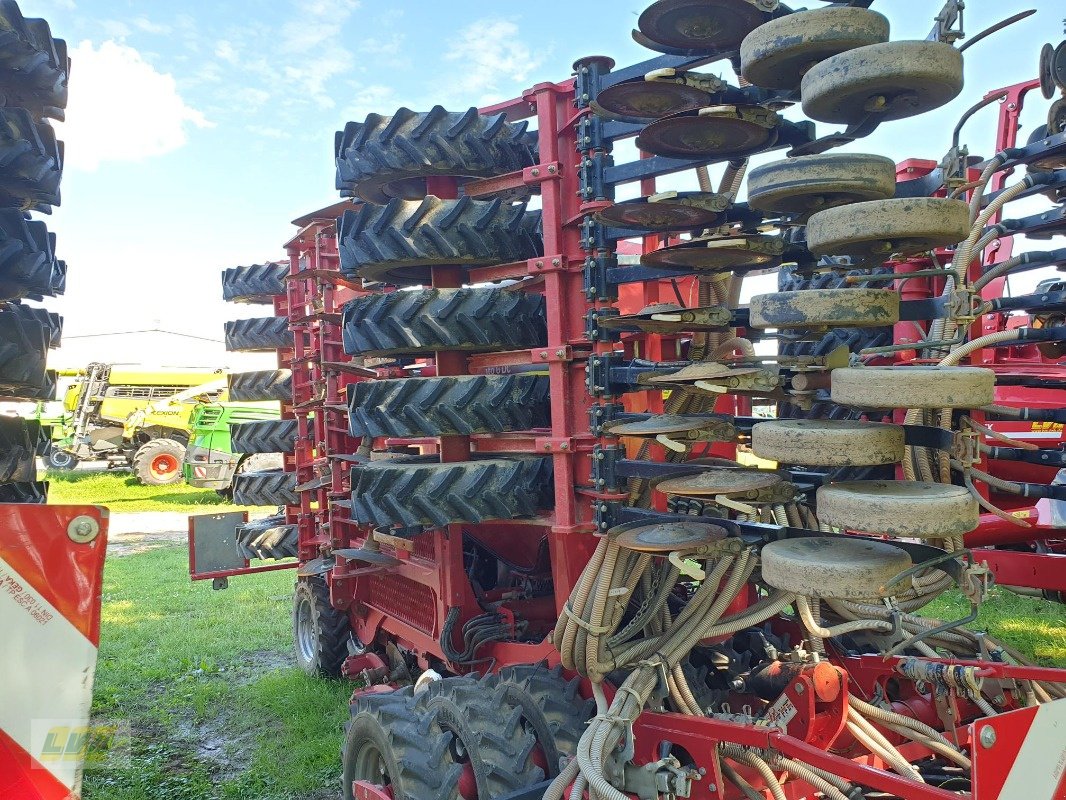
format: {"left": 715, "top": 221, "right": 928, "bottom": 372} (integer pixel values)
{"left": 335, "top": 106, "right": 537, "bottom": 204}
{"left": 0, "top": 210, "right": 62, "bottom": 300}
{"left": 751, "top": 419, "right": 905, "bottom": 467}
{"left": 0, "top": 480, "right": 46, "bottom": 502}
{"left": 801, "top": 41, "right": 964, "bottom": 125}
{"left": 746, "top": 152, "right": 896, "bottom": 216}
{"left": 761, "top": 536, "right": 912, "bottom": 600}
{"left": 228, "top": 369, "right": 293, "bottom": 402}
{"left": 741, "top": 7, "right": 890, "bottom": 90}
{"left": 224, "top": 316, "right": 291, "bottom": 352}
{"left": 352, "top": 457, "right": 553, "bottom": 529}
{"left": 806, "top": 197, "right": 970, "bottom": 262}
{"left": 10, "top": 303, "right": 61, "bottom": 347}
{"left": 348, "top": 375, "right": 550, "bottom": 438}
{"left": 0, "top": 3, "right": 68, "bottom": 116}
{"left": 293, "top": 575, "right": 351, "bottom": 677}
{"left": 0, "top": 415, "right": 38, "bottom": 481}
{"left": 339, "top": 196, "right": 543, "bottom": 286}
{"left": 132, "top": 438, "right": 185, "bottom": 486}
{"left": 817, "top": 480, "right": 980, "bottom": 538}
{"left": 0, "top": 308, "right": 48, "bottom": 392}
{"left": 831, "top": 366, "right": 996, "bottom": 410}
{"left": 221, "top": 262, "right": 287, "bottom": 304}
{"left": 230, "top": 419, "right": 297, "bottom": 454}
{"left": 232, "top": 469, "right": 298, "bottom": 507}
{"left": 0, "top": 107, "right": 63, "bottom": 211}
{"left": 237, "top": 514, "right": 298, "bottom": 560}
{"left": 749, "top": 287, "right": 898, "bottom": 329}
{"left": 343, "top": 287, "right": 547, "bottom": 357}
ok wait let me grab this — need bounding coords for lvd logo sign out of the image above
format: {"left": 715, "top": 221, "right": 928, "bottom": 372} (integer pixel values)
{"left": 35, "top": 722, "right": 128, "bottom": 765}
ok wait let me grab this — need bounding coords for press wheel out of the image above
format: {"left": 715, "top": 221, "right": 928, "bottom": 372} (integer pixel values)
{"left": 749, "top": 288, "right": 899, "bottom": 329}
{"left": 805, "top": 198, "right": 970, "bottom": 262}
{"left": 761, "top": 537, "right": 912, "bottom": 600}
{"left": 635, "top": 106, "right": 779, "bottom": 159}
{"left": 751, "top": 419, "right": 905, "bottom": 467}
{"left": 637, "top": 0, "right": 771, "bottom": 53}
{"left": 746, "top": 153, "right": 896, "bottom": 216}
{"left": 740, "top": 7, "right": 890, "bottom": 90}
{"left": 831, "top": 366, "right": 995, "bottom": 410}
{"left": 801, "top": 41, "right": 964, "bottom": 125}
{"left": 817, "top": 480, "right": 979, "bottom": 538}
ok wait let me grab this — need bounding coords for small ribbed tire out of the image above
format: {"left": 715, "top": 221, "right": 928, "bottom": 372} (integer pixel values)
{"left": 746, "top": 153, "right": 896, "bottom": 216}
{"left": 0, "top": 4, "right": 68, "bottom": 117}
{"left": 752, "top": 419, "right": 905, "bottom": 467}
{"left": 352, "top": 457, "right": 552, "bottom": 529}
{"left": 224, "top": 317, "right": 291, "bottom": 352}
{"left": 343, "top": 287, "right": 546, "bottom": 357}
{"left": 293, "top": 576, "right": 351, "bottom": 677}
{"left": 817, "top": 480, "right": 980, "bottom": 537}
{"left": 228, "top": 370, "right": 292, "bottom": 402}
{"left": 761, "top": 537, "right": 912, "bottom": 600}
{"left": 230, "top": 419, "right": 297, "bottom": 454}
{"left": 0, "top": 108, "right": 63, "bottom": 211}
{"left": 131, "top": 439, "right": 185, "bottom": 486}
{"left": 348, "top": 375, "right": 550, "bottom": 438}
{"left": 0, "top": 308, "right": 49, "bottom": 391}
{"left": 831, "top": 366, "right": 996, "bottom": 410}
{"left": 0, "top": 210, "right": 62, "bottom": 300}
{"left": 237, "top": 515, "right": 297, "bottom": 560}
{"left": 221, "top": 263, "right": 287, "bottom": 304}
{"left": 749, "top": 288, "right": 899, "bottom": 329}
{"left": 806, "top": 198, "right": 970, "bottom": 262}
{"left": 338, "top": 197, "right": 542, "bottom": 286}
{"left": 232, "top": 469, "right": 298, "bottom": 506}
{"left": 740, "top": 7, "right": 890, "bottom": 90}
{"left": 800, "top": 41, "right": 964, "bottom": 125}
{"left": 335, "top": 106, "right": 537, "bottom": 204}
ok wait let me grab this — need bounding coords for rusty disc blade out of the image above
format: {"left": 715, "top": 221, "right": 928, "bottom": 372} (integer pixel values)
{"left": 657, "top": 468, "right": 781, "bottom": 497}
{"left": 606, "top": 414, "right": 715, "bottom": 437}
{"left": 297, "top": 558, "right": 333, "bottom": 577}
{"left": 637, "top": 0, "right": 767, "bottom": 52}
{"left": 613, "top": 520, "right": 729, "bottom": 553}
{"left": 647, "top": 363, "right": 761, "bottom": 384}
{"left": 594, "top": 196, "right": 721, "bottom": 231}
{"left": 635, "top": 113, "right": 776, "bottom": 159}
{"left": 641, "top": 238, "right": 782, "bottom": 273}
{"left": 335, "top": 547, "right": 402, "bottom": 567}
{"left": 594, "top": 79, "right": 710, "bottom": 122}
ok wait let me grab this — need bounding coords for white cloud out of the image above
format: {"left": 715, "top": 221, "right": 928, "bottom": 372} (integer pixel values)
{"left": 99, "top": 19, "right": 131, "bottom": 39}
{"left": 57, "top": 40, "right": 213, "bottom": 171}
{"left": 443, "top": 19, "right": 545, "bottom": 104}
{"left": 133, "top": 17, "right": 171, "bottom": 35}
{"left": 215, "top": 40, "right": 239, "bottom": 64}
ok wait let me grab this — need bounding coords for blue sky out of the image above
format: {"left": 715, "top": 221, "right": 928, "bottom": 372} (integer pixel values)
{"left": 23, "top": 0, "right": 1063, "bottom": 368}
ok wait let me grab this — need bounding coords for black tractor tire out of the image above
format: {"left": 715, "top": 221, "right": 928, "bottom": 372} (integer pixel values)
{"left": 131, "top": 438, "right": 186, "bottom": 486}
{"left": 224, "top": 316, "right": 291, "bottom": 352}
{"left": 0, "top": 107, "right": 63, "bottom": 211}
{"left": 343, "top": 287, "right": 547, "bottom": 357}
{"left": 0, "top": 308, "right": 48, "bottom": 395}
{"left": 352, "top": 457, "right": 552, "bottom": 529}
{"left": 348, "top": 375, "right": 550, "bottom": 438}
{"left": 230, "top": 419, "right": 297, "bottom": 454}
{"left": 485, "top": 663, "right": 596, "bottom": 776}
{"left": 228, "top": 369, "right": 293, "bottom": 402}
{"left": 0, "top": 3, "right": 68, "bottom": 117}
{"left": 45, "top": 446, "right": 77, "bottom": 471}
{"left": 293, "top": 576, "right": 351, "bottom": 678}
{"left": 0, "top": 480, "right": 46, "bottom": 502}
{"left": 338, "top": 197, "right": 542, "bottom": 286}
{"left": 236, "top": 514, "right": 298, "bottom": 560}
{"left": 222, "top": 262, "right": 288, "bottom": 304}
{"left": 0, "top": 211, "right": 61, "bottom": 300}
{"left": 0, "top": 415, "right": 38, "bottom": 481}
{"left": 335, "top": 106, "right": 537, "bottom": 204}
{"left": 9, "top": 303, "right": 61, "bottom": 347}
{"left": 232, "top": 469, "right": 298, "bottom": 507}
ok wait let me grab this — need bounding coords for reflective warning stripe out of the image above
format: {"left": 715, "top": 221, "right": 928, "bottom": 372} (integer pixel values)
{"left": 973, "top": 699, "right": 1066, "bottom": 800}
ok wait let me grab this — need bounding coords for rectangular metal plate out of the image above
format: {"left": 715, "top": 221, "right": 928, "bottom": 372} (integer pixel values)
{"left": 188, "top": 511, "right": 248, "bottom": 578}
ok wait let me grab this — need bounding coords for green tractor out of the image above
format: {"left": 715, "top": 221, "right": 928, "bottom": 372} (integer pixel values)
{"left": 183, "top": 400, "right": 282, "bottom": 494}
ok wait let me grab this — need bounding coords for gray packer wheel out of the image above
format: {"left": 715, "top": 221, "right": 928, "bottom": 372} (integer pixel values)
{"left": 805, "top": 197, "right": 970, "bottom": 263}
{"left": 800, "top": 41, "right": 964, "bottom": 125}
{"left": 749, "top": 288, "right": 898, "bottom": 330}
{"left": 761, "top": 536, "right": 912, "bottom": 600}
{"left": 741, "top": 7, "right": 890, "bottom": 90}
{"left": 751, "top": 419, "right": 904, "bottom": 467}
{"left": 817, "top": 480, "right": 979, "bottom": 538}
{"left": 746, "top": 153, "right": 896, "bottom": 216}
{"left": 831, "top": 366, "right": 995, "bottom": 410}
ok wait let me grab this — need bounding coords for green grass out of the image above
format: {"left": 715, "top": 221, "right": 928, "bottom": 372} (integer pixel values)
{"left": 47, "top": 470, "right": 258, "bottom": 514}
{"left": 83, "top": 546, "right": 350, "bottom": 800}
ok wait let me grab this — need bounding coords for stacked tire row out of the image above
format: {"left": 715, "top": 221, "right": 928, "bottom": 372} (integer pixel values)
{"left": 0, "top": 2, "right": 68, "bottom": 504}
{"left": 336, "top": 108, "right": 555, "bottom": 531}
{"left": 222, "top": 261, "right": 299, "bottom": 559}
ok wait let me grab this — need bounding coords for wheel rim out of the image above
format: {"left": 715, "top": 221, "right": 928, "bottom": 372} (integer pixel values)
{"left": 350, "top": 742, "right": 393, "bottom": 797}
{"left": 50, "top": 451, "right": 73, "bottom": 468}
{"left": 295, "top": 595, "right": 315, "bottom": 665}
{"left": 149, "top": 453, "right": 180, "bottom": 480}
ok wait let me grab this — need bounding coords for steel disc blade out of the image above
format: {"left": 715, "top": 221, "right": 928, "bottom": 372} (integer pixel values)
{"left": 657, "top": 468, "right": 781, "bottom": 497}
{"left": 594, "top": 196, "right": 721, "bottom": 231}
{"left": 641, "top": 237, "right": 782, "bottom": 273}
{"left": 594, "top": 79, "right": 710, "bottom": 122}
{"left": 613, "top": 520, "right": 728, "bottom": 553}
{"left": 637, "top": 0, "right": 767, "bottom": 52}
{"left": 635, "top": 113, "right": 776, "bottom": 159}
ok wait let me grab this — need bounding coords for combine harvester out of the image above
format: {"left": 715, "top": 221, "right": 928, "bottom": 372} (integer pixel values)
{"left": 187, "top": 1, "right": 1066, "bottom": 798}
